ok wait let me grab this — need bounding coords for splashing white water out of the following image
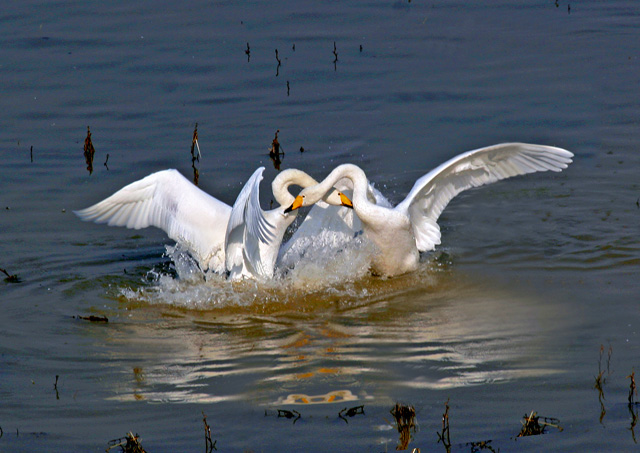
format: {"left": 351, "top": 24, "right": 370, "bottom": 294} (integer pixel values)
{"left": 120, "top": 230, "right": 382, "bottom": 309}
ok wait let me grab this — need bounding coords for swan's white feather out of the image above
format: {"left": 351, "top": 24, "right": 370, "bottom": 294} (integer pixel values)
{"left": 225, "top": 167, "right": 266, "bottom": 278}
{"left": 225, "top": 167, "right": 285, "bottom": 280}
{"left": 74, "top": 169, "right": 231, "bottom": 272}
{"left": 395, "top": 143, "right": 574, "bottom": 252}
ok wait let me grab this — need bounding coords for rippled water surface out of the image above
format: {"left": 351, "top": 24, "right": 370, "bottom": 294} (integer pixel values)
{"left": 2, "top": 1, "right": 640, "bottom": 451}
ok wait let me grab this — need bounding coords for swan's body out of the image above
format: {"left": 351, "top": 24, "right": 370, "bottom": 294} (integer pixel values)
{"left": 75, "top": 168, "right": 350, "bottom": 280}
{"left": 287, "top": 143, "right": 574, "bottom": 277}
{"left": 225, "top": 168, "right": 350, "bottom": 280}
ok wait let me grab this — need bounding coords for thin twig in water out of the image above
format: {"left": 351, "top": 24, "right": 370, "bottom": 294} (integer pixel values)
{"left": 106, "top": 432, "right": 146, "bottom": 453}
{"left": 190, "top": 123, "right": 200, "bottom": 185}
{"left": 594, "top": 344, "right": 611, "bottom": 424}
{"left": 84, "top": 126, "right": 96, "bottom": 175}
{"left": 338, "top": 405, "right": 365, "bottom": 424}
{"left": 277, "top": 409, "right": 301, "bottom": 424}
{"left": 202, "top": 411, "right": 216, "bottom": 452}
{"left": 466, "top": 440, "right": 498, "bottom": 452}
{"left": 629, "top": 403, "right": 639, "bottom": 444}
{"left": 629, "top": 370, "right": 637, "bottom": 405}
{"left": 436, "top": 398, "right": 451, "bottom": 452}
{"left": 517, "top": 411, "right": 562, "bottom": 437}
{"left": 54, "top": 375, "right": 60, "bottom": 400}
{"left": 0, "top": 267, "right": 20, "bottom": 283}
{"left": 275, "top": 49, "right": 281, "bottom": 76}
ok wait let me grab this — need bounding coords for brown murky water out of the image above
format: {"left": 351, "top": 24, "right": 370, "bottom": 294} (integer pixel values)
{"left": 2, "top": 1, "right": 640, "bottom": 451}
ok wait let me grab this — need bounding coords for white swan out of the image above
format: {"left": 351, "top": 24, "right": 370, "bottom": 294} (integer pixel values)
{"left": 74, "top": 168, "right": 351, "bottom": 278}
{"left": 285, "top": 143, "right": 574, "bottom": 277}
{"left": 224, "top": 167, "right": 351, "bottom": 280}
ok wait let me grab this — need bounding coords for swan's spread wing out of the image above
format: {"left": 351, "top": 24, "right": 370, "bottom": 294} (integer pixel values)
{"left": 225, "top": 167, "right": 276, "bottom": 279}
{"left": 225, "top": 167, "right": 263, "bottom": 275}
{"left": 247, "top": 172, "right": 276, "bottom": 245}
{"left": 74, "top": 169, "right": 232, "bottom": 271}
{"left": 396, "top": 143, "right": 573, "bottom": 252}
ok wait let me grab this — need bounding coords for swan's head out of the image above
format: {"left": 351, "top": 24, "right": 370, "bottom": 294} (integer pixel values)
{"left": 284, "top": 188, "right": 353, "bottom": 213}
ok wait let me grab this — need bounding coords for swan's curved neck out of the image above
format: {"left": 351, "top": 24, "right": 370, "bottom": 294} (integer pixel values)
{"left": 317, "top": 164, "right": 373, "bottom": 216}
{"left": 272, "top": 169, "right": 319, "bottom": 207}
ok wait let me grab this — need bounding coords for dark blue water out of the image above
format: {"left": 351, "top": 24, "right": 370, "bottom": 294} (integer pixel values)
{"left": 2, "top": 1, "right": 640, "bottom": 451}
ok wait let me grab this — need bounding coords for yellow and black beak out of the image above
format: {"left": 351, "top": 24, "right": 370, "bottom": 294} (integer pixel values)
{"left": 284, "top": 195, "right": 304, "bottom": 213}
{"left": 339, "top": 192, "right": 353, "bottom": 209}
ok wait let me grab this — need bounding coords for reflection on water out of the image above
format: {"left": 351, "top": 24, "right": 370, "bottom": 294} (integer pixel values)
{"left": 100, "top": 246, "right": 565, "bottom": 406}
{"left": 277, "top": 390, "right": 357, "bottom": 405}
{"left": 3, "top": 0, "right": 640, "bottom": 449}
